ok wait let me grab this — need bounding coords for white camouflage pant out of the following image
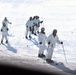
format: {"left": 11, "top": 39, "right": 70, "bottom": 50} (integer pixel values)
{"left": 1, "top": 34, "right": 8, "bottom": 42}
{"left": 26, "top": 27, "right": 32, "bottom": 37}
{"left": 34, "top": 26, "right": 39, "bottom": 35}
{"left": 38, "top": 43, "right": 45, "bottom": 54}
{"left": 46, "top": 46, "right": 54, "bottom": 60}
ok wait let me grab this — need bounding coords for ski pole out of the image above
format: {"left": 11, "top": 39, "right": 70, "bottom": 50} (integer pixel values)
{"left": 71, "top": 28, "right": 76, "bottom": 33}
{"left": 10, "top": 23, "right": 12, "bottom": 35}
{"left": 62, "top": 44, "right": 67, "bottom": 63}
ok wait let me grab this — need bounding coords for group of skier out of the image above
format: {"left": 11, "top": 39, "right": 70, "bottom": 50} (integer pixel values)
{"left": 0, "top": 16, "right": 63, "bottom": 63}
{"left": 25, "top": 15, "right": 63, "bottom": 63}
{"left": 38, "top": 27, "right": 63, "bottom": 63}
{"left": 25, "top": 15, "right": 43, "bottom": 39}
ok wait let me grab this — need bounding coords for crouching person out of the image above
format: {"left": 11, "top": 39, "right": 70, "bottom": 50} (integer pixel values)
{"left": 38, "top": 27, "right": 47, "bottom": 58}
{"left": 0, "top": 23, "right": 9, "bottom": 44}
{"left": 46, "top": 29, "right": 63, "bottom": 63}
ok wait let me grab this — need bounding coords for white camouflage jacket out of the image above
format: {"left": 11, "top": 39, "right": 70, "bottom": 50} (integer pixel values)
{"left": 38, "top": 32, "right": 47, "bottom": 45}
{"left": 47, "top": 34, "right": 61, "bottom": 48}
{"left": 1, "top": 26, "right": 8, "bottom": 35}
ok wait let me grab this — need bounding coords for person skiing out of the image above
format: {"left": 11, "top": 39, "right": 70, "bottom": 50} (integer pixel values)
{"left": 2, "top": 17, "right": 12, "bottom": 27}
{"left": 46, "top": 29, "right": 63, "bottom": 63}
{"left": 33, "top": 15, "right": 43, "bottom": 35}
{"left": 38, "top": 27, "right": 47, "bottom": 58}
{"left": 2, "top": 17, "right": 12, "bottom": 34}
{"left": 0, "top": 23, "right": 9, "bottom": 44}
{"left": 25, "top": 17, "right": 33, "bottom": 39}
{"left": 32, "top": 16, "right": 36, "bottom": 34}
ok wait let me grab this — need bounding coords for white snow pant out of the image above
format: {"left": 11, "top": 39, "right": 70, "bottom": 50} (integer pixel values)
{"left": 1, "top": 34, "right": 8, "bottom": 42}
{"left": 38, "top": 44, "right": 45, "bottom": 54}
{"left": 46, "top": 46, "right": 54, "bottom": 60}
{"left": 26, "top": 27, "right": 32, "bottom": 37}
{"left": 34, "top": 26, "right": 39, "bottom": 35}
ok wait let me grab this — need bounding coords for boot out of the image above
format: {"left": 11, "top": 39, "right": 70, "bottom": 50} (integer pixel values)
{"left": 46, "top": 59, "right": 54, "bottom": 63}
{"left": 38, "top": 54, "right": 42, "bottom": 58}
{"left": 1, "top": 40, "right": 3, "bottom": 44}
{"left": 6, "top": 40, "right": 8, "bottom": 43}
{"left": 42, "top": 54, "right": 45, "bottom": 57}
{"left": 34, "top": 33, "right": 37, "bottom": 36}
{"left": 38, "top": 54, "right": 45, "bottom": 58}
{"left": 29, "top": 36, "right": 31, "bottom": 39}
{"left": 25, "top": 36, "right": 28, "bottom": 39}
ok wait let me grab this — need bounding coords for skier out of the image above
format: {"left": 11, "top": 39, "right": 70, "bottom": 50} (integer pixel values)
{"left": 33, "top": 15, "right": 43, "bottom": 35}
{"left": 0, "top": 23, "right": 9, "bottom": 44}
{"left": 2, "top": 17, "right": 12, "bottom": 27}
{"left": 38, "top": 27, "right": 47, "bottom": 58}
{"left": 32, "top": 16, "right": 36, "bottom": 34}
{"left": 2, "top": 17, "right": 12, "bottom": 34}
{"left": 46, "top": 29, "right": 63, "bottom": 63}
{"left": 25, "top": 17, "right": 33, "bottom": 39}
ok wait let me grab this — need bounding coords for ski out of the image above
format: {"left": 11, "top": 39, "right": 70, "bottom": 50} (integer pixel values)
{"left": 0, "top": 43, "right": 4, "bottom": 45}
{"left": 7, "top": 34, "right": 14, "bottom": 37}
{"left": 0, "top": 42, "right": 9, "bottom": 45}
{"left": 38, "top": 57, "right": 63, "bottom": 65}
{"left": 47, "top": 60, "right": 64, "bottom": 65}
{"left": 44, "top": 60, "right": 63, "bottom": 65}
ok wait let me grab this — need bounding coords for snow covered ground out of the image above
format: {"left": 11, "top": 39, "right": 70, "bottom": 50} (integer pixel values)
{"left": 0, "top": 0, "right": 76, "bottom": 75}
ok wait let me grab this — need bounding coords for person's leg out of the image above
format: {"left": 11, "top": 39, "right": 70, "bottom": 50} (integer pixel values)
{"left": 5, "top": 35, "right": 8, "bottom": 43}
{"left": 34, "top": 26, "right": 37, "bottom": 35}
{"left": 29, "top": 31, "right": 32, "bottom": 39}
{"left": 25, "top": 27, "right": 28, "bottom": 39}
{"left": 1, "top": 35, "right": 4, "bottom": 44}
{"left": 37, "top": 27, "right": 39, "bottom": 34}
{"left": 38, "top": 45, "right": 45, "bottom": 57}
{"left": 46, "top": 47, "right": 54, "bottom": 63}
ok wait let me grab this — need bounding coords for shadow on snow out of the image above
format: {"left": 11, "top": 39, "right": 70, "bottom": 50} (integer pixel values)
{"left": 3, "top": 43, "right": 17, "bottom": 53}
{"left": 51, "top": 62, "right": 76, "bottom": 75}
{"left": 41, "top": 57, "right": 76, "bottom": 75}
{"left": 28, "top": 38, "right": 48, "bottom": 50}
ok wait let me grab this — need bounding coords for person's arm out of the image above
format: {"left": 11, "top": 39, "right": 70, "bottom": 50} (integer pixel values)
{"left": 7, "top": 20, "right": 12, "bottom": 24}
{"left": 56, "top": 36, "right": 63, "bottom": 44}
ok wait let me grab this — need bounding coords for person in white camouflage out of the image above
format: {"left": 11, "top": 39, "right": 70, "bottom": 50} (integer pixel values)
{"left": 38, "top": 27, "right": 47, "bottom": 58}
{"left": 46, "top": 29, "right": 63, "bottom": 63}
{"left": 0, "top": 23, "right": 9, "bottom": 44}
{"left": 2, "top": 17, "right": 12, "bottom": 35}
{"left": 33, "top": 16, "right": 43, "bottom": 35}
{"left": 25, "top": 17, "right": 33, "bottom": 39}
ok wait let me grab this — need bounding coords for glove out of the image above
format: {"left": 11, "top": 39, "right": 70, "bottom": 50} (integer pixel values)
{"left": 61, "top": 42, "right": 63, "bottom": 44}
{"left": 39, "top": 42, "right": 42, "bottom": 44}
{"left": 1, "top": 29, "right": 3, "bottom": 32}
{"left": 41, "top": 21, "right": 43, "bottom": 23}
{"left": 10, "top": 22, "right": 12, "bottom": 24}
{"left": 7, "top": 28, "right": 9, "bottom": 31}
{"left": 48, "top": 42, "right": 50, "bottom": 44}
